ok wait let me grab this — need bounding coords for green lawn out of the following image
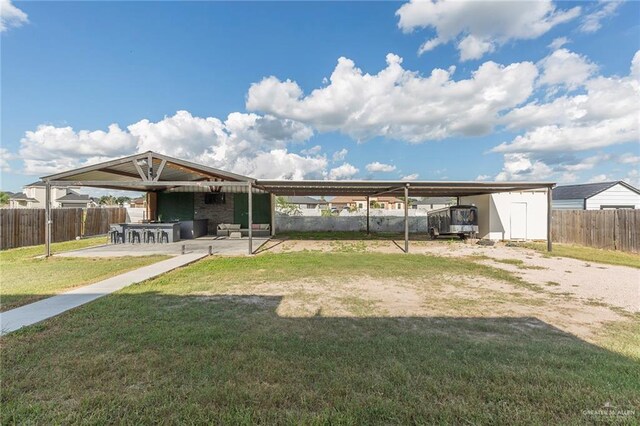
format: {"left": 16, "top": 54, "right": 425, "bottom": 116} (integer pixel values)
{"left": 2, "top": 252, "right": 638, "bottom": 424}
{"left": 523, "top": 242, "right": 640, "bottom": 269}
{"left": 0, "top": 237, "right": 168, "bottom": 311}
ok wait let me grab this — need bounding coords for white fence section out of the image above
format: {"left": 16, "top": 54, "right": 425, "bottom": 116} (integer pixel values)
{"left": 276, "top": 215, "right": 429, "bottom": 233}
{"left": 126, "top": 207, "right": 146, "bottom": 223}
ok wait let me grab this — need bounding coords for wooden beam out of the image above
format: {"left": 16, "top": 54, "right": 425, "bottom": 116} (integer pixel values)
{"left": 101, "top": 168, "right": 142, "bottom": 179}
{"left": 153, "top": 159, "right": 167, "bottom": 182}
{"left": 147, "top": 153, "right": 153, "bottom": 181}
{"left": 132, "top": 159, "right": 149, "bottom": 181}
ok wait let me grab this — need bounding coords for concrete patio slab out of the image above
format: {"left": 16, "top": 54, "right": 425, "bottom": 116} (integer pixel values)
{"left": 0, "top": 252, "right": 207, "bottom": 336}
{"left": 55, "top": 236, "right": 271, "bottom": 258}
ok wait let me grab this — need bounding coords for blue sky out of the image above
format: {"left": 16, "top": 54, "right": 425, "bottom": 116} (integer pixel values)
{"left": 1, "top": 0, "right": 639, "bottom": 192}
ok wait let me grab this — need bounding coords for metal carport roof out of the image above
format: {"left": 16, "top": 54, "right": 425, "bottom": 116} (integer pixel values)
{"left": 254, "top": 180, "right": 554, "bottom": 197}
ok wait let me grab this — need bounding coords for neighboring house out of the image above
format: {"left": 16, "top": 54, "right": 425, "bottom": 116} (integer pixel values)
{"left": 9, "top": 181, "right": 94, "bottom": 208}
{"left": 8, "top": 193, "right": 40, "bottom": 208}
{"left": 412, "top": 197, "right": 456, "bottom": 211}
{"left": 330, "top": 196, "right": 405, "bottom": 210}
{"left": 460, "top": 190, "right": 548, "bottom": 241}
{"left": 127, "top": 197, "right": 146, "bottom": 208}
{"left": 283, "top": 196, "right": 328, "bottom": 209}
{"left": 552, "top": 181, "right": 640, "bottom": 210}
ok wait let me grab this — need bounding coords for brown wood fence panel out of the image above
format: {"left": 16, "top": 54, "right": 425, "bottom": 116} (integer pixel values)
{"left": 51, "top": 208, "right": 83, "bottom": 243}
{"left": 83, "top": 208, "right": 127, "bottom": 236}
{"left": 1, "top": 207, "right": 127, "bottom": 250}
{"left": 0, "top": 209, "right": 45, "bottom": 249}
{"left": 615, "top": 209, "right": 639, "bottom": 253}
{"left": 552, "top": 209, "right": 640, "bottom": 253}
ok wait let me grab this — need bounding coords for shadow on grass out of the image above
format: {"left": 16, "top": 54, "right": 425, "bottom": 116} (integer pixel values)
{"left": 2, "top": 293, "right": 639, "bottom": 424}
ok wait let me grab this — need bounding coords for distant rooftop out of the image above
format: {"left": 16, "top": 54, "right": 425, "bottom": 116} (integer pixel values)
{"left": 553, "top": 181, "right": 639, "bottom": 200}
{"left": 56, "top": 193, "right": 90, "bottom": 202}
{"left": 9, "top": 193, "right": 38, "bottom": 202}
{"left": 25, "top": 180, "right": 79, "bottom": 188}
{"left": 414, "top": 197, "right": 455, "bottom": 205}
{"left": 284, "top": 196, "right": 328, "bottom": 205}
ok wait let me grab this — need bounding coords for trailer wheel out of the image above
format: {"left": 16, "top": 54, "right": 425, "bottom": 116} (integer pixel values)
{"left": 429, "top": 228, "right": 437, "bottom": 239}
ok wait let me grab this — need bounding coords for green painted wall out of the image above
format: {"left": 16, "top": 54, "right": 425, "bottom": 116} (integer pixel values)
{"left": 157, "top": 192, "right": 194, "bottom": 221}
{"left": 233, "top": 193, "right": 271, "bottom": 227}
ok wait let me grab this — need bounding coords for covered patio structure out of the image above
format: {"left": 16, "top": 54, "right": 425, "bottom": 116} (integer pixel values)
{"left": 41, "top": 151, "right": 267, "bottom": 257}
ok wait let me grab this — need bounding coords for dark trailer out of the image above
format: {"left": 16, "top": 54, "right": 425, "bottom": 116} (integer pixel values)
{"left": 427, "top": 205, "right": 478, "bottom": 239}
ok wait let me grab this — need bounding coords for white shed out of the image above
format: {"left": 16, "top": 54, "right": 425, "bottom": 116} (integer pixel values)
{"left": 459, "top": 190, "right": 548, "bottom": 241}
{"left": 552, "top": 181, "right": 640, "bottom": 210}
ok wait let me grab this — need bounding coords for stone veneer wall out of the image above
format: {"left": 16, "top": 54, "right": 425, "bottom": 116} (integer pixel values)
{"left": 193, "top": 193, "right": 235, "bottom": 235}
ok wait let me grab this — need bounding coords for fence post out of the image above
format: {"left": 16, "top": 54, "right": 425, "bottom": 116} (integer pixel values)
{"left": 546, "top": 187, "right": 552, "bottom": 252}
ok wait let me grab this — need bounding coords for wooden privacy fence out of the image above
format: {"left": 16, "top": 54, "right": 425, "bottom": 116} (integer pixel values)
{"left": 0, "top": 207, "right": 127, "bottom": 250}
{"left": 552, "top": 210, "right": 639, "bottom": 253}
{"left": 84, "top": 208, "right": 127, "bottom": 236}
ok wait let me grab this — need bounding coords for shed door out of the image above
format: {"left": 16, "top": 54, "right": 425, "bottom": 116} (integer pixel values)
{"left": 510, "top": 202, "right": 527, "bottom": 240}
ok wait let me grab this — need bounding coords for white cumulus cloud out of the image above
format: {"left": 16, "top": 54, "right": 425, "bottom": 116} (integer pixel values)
{"left": 538, "top": 48, "right": 598, "bottom": 90}
{"left": 580, "top": 1, "right": 622, "bottom": 33}
{"left": 548, "top": 37, "right": 570, "bottom": 50}
{"left": 366, "top": 162, "right": 396, "bottom": 173}
{"left": 396, "top": 0, "right": 580, "bottom": 61}
{"left": 332, "top": 148, "right": 348, "bottom": 162}
{"left": 401, "top": 173, "right": 419, "bottom": 181}
{"left": 0, "top": 0, "right": 28, "bottom": 33}
{"left": 247, "top": 53, "right": 538, "bottom": 143}
{"left": 495, "top": 51, "right": 640, "bottom": 154}
{"left": 16, "top": 110, "right": 328, "bottom": 179}
{"left": 329, "top": 163, "right": 359, "bottom": 180}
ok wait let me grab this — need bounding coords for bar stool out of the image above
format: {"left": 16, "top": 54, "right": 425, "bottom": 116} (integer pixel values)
{"left": 143, "top": 228, "right": 155, "bottom": 244}
{"left": 109, "top": 227, "right": 124, "bottom": 244}
{"left": 156, "top": 229, "right": 169, "bottom": 243}
{"left": 126, "top": 228, "right": 141, "bottom": 244}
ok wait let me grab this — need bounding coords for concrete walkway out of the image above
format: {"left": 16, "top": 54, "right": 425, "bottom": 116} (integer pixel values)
{"left": 0, "top": 253, "right": 207, "bottom": 336}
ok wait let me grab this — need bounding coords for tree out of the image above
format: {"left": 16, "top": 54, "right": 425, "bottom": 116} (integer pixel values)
{"left": 99, "top": 195, "right": 132, "bottom": 206}
{"left": 0, "top": 192, "right": 9, "bottom": 206}
{"left": 116, "top": 196, "right": 132, "bottom": 205}
{"left": 369, "top": 200, "right": 381, "bottom": 209}
{"left": 275, "top": 196, "right": 302, "bottom": 216}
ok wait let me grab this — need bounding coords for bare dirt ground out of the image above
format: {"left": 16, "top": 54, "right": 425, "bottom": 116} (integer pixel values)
{"left": 259, "top": 238, "right": 639, "bottom": 313}
{"left": 243, "top": 237, "right": 640, "bottom": 342}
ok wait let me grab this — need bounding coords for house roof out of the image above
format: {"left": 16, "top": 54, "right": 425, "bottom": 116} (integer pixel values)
{"left": 414, "top": 197, "right": 455, "bottom": 205}
{"left": 284, "top": 196, "right": 328, "bottom": 205}
{"left": 9, "top": 193, "right": 38, "bottom": 202}
{"left": 56, "top": 193, "right": 90, "bottom": 202}
{"left": 552, "top": 181, "right": 640, "bottom": 200}
{"left": 329, "top": 195, "right": 404, "bottom": 204}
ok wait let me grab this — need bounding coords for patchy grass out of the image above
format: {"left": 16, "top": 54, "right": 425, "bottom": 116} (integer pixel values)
{"left": 0, "top": 237, "right": 168, "bottom": 311}
{"left": 545, "top": 281, "right": 561, "bottom": 287}
{"left": 0, "top": 236, "right": 108, "bottom": 260}
{"left": 2, "top": 252, "right": 638, "bottom": 424}
{"left": 493, "top": 258, "right": 546, "bottom": 270}
{"left": 521, "top": 242, "right": 640, "bottom": 269}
